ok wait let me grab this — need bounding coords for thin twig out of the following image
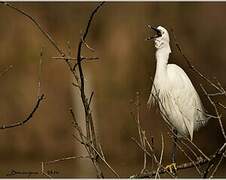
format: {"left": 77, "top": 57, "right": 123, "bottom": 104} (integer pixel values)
{"left": 0, "top": 94, "right": 44, "bottom": 129}
{"left": 218, "top": 102, "right": 226, "bottom": 109}
{"left": 141, "top": 130, "right": 147, "bottom": 174}
{"left": 43, "top": 155, "right": 90, "bottom": 165}
{"left": 171, "top": 28, "right": 224, "bottom": 94}
{"left": 203, "top": 143, "right": 226, "bottom": 178}
{"left": 144, "top": 136, "right": 158, "bottom": 166}
{"left": 41, "top": 162, "right": 52, "bottom": 178}
{"left": 73, "top": 1, "right": 105, "bottom": 71}
{"left": 51, "top": 56, "right": 99, "bottom": 62}
{"left": 88, "top": 91, "right": 94, "bottom": 107}
{"left": 201, "top": 84, "right": 226, "bottom": 141}
{"left": 0, "top": 64, "right": 13, "bottom": 78}
{"left": 175, "top": 141, "right": 202, "bottom": 176}
{"left": 131, "top": 137, "right": 174, "bottom": 178}
{"left": 37, "top": 48, "right": 43, "bottom": 99}
{"left": 133, "top": 156, "right": 209, "bottom": 178}
{"left": 3, "top": 2, "right": 65, "bottom": 56}
{"left": 88, "top": 141, "right": 120, "bottom": 178}
{"left": 209, "top": 154, "right": 224, "bottom": 178}
{"left": 155, "top": 134, "right": 164, "bottom": 178}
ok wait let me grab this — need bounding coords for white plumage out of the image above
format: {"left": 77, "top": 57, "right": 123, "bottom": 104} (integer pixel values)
{"left": 147, "top": 26, "right": 208, "bottom": 140}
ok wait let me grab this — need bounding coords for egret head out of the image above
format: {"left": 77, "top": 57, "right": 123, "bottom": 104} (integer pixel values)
{"left": 147, "top": 25, "right": 170, "bottom": 51}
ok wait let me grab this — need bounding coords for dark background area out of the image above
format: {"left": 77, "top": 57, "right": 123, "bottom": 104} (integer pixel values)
{"left": 0, "top": 2, "right": 225, "bottom": 178}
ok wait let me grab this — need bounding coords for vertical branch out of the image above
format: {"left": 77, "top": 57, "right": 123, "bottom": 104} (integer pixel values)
{"left": 73, "top": 1, "right": 105, "bottom": 71}
{"left": 136, "top": 92, "right": 142, "bottom": 143}
{"left": 141, "top": 130, "right": 147, "bottom": 173}
{"left": 37, "top": 47, "right": 43, "bottom": 99}
{"left": 75, "top": 2, "right": 105, "bottom": 154}
{"left": 155, "top": 134, "right": 164, "bottom": 179}
{"left": 135, "top": 91, "right": 147, "bottom": 173}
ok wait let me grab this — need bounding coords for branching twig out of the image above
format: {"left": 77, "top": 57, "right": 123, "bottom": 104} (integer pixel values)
{"left": 41, "top": 162, "right": 52, "bottom": 178}
{"left": 73, "top": 1, "right": 105, "bottom": 71}
{"left": 201, "top": 84, "right": 226, "bottom": 141}
{"left": 203, "top": 143, "right": 226, "bottom": 178}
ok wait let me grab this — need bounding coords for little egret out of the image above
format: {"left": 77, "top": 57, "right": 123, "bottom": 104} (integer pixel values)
{"left": 147, "top": 26, "right": 208, "bottom": 173}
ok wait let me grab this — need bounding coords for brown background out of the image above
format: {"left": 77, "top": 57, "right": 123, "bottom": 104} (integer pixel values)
{"left": 0, "top": 2, "right": 225, "bottom": 178}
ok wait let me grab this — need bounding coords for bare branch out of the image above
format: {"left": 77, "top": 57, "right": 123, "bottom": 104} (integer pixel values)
{"left": 88, "top": 91, "right": 94, "bottom": 107}
{"left": 3, "top": 2, "right": 65, "bottom": 56}
{"left": 0, "top": 64, "right": 13, "bottom": 78}
{"left": 131, "top": 137, "right": 174, "bottom": 178}
{"left": 133, "top": 156, "right": 208, "bottom": 178}
{"left": 203, "top": 143, "right": 226, "bottom": 178}
{"left": 201, "top": 84, "right": 226, "bottom": 141}
{"left": 175, "top": 141, "right": 202, "bottom": 176}
{"left": 51, "top": 56, "right": 99, "bottom": 62}
{"left": 218, "top": 102, "right": 226, "bottom": 109}
{"left": 43, "top": 155, "right": 90, "bottom": 165}
{"left": 171, "top": 28, "right": 225, "bottom": 94}
{"left": 210, "top": 154, "right": 224, "bottom": 178}
{"left": 37, "top": 48, "right": 43, "bottom": 99}
{"left": 73, "top": 1, "right": 105, "bottom": 71}
{"left": 0, "top": 94, "right": 44, "bottom": 130}
{"left": 155, "top": 134, "right": 164, "bottom": 178}
{"left": 41, "top": 162, "right": 52, "bottom": 178}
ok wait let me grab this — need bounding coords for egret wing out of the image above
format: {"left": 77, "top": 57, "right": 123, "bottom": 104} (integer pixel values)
{"left": 167, "top": 64, "right": 207, "bottom": 139}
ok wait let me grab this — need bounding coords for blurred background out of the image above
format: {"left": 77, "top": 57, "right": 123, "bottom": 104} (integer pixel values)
{"left": 0, "top": 2, "right": 226, "bottom": 178}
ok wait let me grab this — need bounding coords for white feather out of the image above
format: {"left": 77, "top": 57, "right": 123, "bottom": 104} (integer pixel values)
{"left": 147, "top": 26, "right": 208, "bottom": 140}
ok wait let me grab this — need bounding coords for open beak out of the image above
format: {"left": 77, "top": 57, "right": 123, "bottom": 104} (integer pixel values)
{"left": 146, "top": 25, "right": 162, "bottom": 40}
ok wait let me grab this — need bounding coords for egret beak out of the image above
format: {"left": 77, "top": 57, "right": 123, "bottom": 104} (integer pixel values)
{"left": 146, "top": 25, "right": 162, "bottom": 40}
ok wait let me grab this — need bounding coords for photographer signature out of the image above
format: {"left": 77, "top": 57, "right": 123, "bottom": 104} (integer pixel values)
{"left": 6, "top": 169, "right": 59, "bottom": 177}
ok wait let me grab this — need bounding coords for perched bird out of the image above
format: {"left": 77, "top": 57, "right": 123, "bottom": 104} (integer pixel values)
{"left": 147, "top": 26, "right": 208, "bottom": 173}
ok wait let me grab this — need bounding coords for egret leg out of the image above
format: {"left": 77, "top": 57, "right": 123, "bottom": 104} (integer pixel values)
{"left": 172, "top": 128, "right": 178, "bottom": 164}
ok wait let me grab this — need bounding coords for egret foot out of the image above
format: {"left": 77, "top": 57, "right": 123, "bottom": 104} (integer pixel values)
{"left": 165, "top": 162, "right": 177, "bottom": 174}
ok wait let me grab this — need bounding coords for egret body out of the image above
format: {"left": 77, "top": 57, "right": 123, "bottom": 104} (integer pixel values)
{"left": 147, "top": 26, "right": 208, "bottom": 141}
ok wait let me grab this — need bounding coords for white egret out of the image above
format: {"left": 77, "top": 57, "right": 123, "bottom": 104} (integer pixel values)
{"left": 147, "top": 26, "right": 208, "bottom": 173}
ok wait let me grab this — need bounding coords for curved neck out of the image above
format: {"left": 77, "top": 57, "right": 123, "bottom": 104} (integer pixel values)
{"left": 155, "top": 45, "right": 171, "bottom": 77}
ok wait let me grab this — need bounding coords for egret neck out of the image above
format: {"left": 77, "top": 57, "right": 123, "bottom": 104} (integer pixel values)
{"left": 155, "top": 44, "right": 171, "bottom": 79}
